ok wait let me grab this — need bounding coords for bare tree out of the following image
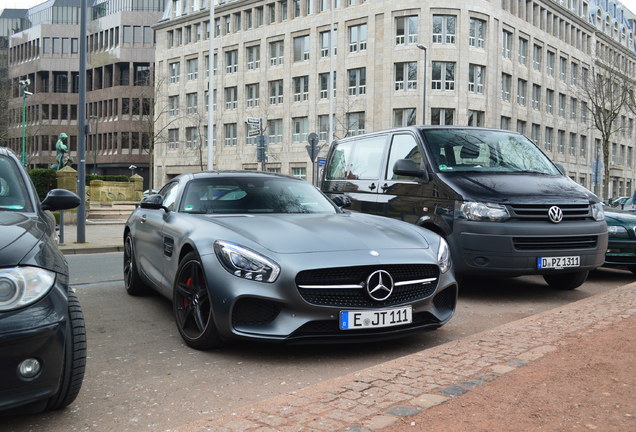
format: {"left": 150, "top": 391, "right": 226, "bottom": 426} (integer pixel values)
{"left": 578, "top": 59, "right": 633, "bottom": 201}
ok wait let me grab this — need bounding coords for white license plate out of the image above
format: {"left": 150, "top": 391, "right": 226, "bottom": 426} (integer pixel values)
{"left": 339, "top": 306, "right": 413, "bottom": 330}
{"left": 537, "top": 256, "right": 580, "bottom": 269}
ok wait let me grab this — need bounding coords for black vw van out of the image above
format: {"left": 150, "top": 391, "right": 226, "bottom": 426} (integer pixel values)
{"left": 321, "top": 126, "right": 608, "bottom": 290}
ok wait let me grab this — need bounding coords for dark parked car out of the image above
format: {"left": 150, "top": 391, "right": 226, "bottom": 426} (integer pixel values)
{"left": 0, "top": 148, "right": 85, "bottom": 413}
{"left": 124, "top": 172, "right": 457, "bottom": 349}
{"left": 603, "top": 206, "right": 636, "bottom": 274}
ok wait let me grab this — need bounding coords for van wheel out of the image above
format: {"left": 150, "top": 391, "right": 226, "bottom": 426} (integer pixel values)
{"left": 543, "top": 270, "right": 589, "bottom": 290}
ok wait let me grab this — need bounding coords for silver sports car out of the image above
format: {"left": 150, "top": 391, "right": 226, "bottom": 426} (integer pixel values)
{"left": 124, "top": 172, "right": 457, "bottom": 349}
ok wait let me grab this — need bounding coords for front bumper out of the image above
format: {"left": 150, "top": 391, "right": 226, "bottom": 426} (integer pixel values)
{"left": 0, "top": 284, "right": 68, "bottom": 412}
{"left": 201, "top": 248, "right": 457, "bottom": 343}
{"left": 604, "top": 238, "right": 636, "bottom": 267}
{"left": 448, "top": 219, "right": 608, "bottom": 277}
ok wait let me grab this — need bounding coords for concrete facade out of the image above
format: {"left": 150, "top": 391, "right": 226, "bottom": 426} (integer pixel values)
{"left": 153, "top": 0, "right": 636, "bottom": 198}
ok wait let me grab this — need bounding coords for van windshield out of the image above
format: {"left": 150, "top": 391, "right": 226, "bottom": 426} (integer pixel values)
{"left": 422, "top": 129, "right": 561, "bottom": 175}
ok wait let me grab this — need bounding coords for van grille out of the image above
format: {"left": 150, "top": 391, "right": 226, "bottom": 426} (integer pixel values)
{"left": 508, "top": 204, "right": 591, "bottom": 221}
{"left": 513, "top": 236, "right": 598, "bottom": 250}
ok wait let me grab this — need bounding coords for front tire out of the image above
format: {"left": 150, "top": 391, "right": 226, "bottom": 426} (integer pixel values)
{"left": 173, "top": 252, "right": 223, "bottom": 350}
{"left": 543, "top": 270, "right": 589, "bottom": 290}
{"left": 123, "top": 232, "right": 152, "bottom": 296}
{"left": 46, "top": 291, "right": 87, "bottom": 411}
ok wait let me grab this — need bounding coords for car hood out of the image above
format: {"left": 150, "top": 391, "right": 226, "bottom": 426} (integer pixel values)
{"left": 199, "top": 212, "right": 430, "bottom": 254}
{"left": 0, "top": 212, "right": 44, "bottom": 266}
{"left": 440, "top": 173, "right": 597, "bottom": 204}
{"left": 604, "top": 209, "right": 636, "bottom": 226}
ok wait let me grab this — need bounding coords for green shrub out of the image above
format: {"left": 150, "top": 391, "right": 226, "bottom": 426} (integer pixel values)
{"left": 28, "top": 168, "right": 57, "bottom": 201}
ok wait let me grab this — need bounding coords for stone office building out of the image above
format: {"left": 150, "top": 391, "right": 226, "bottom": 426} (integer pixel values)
{"left": 153, "top": 0, "right": 636, "bottom": 197}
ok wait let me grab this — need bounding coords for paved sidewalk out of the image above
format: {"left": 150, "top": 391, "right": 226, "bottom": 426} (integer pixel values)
{"left": 58, "top": 222, "right": 125, "bottom": 254}
{"left": 172, "top": 282, "right": 636, "bottom": 432}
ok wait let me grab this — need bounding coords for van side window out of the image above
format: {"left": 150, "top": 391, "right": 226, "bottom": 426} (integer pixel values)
{"left": 325, "top": 136, "right": 385, "bottom": 180}
{"left": 386, "top": 134, "right": 421, "bottom": 180}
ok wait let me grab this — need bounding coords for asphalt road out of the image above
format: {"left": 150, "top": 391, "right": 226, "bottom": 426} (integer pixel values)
{"left": 4, "top": 252, "right": 633, "bottom": 431}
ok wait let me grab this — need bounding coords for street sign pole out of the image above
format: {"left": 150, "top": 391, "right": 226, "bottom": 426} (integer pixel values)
{"left": 306, "top": 132, "right": 320, "bottom": 185}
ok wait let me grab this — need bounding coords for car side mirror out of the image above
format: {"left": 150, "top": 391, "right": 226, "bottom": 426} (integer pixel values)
{"left": 139, "top": 193, "right": 165, "bottom": 210}
{"left": 331, "top": 195, "right": 351, "bottom": 209}
{"left": 554, "top": 162, "right": 566, "bottom": 175}
{"left": 393, "top": 159, "right": 429, "bottom": 181}
{"left": 41, "top": 189, "right": 80, "bottom": 211}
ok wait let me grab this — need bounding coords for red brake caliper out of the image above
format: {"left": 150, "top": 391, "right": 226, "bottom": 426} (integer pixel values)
{"left": 183, "top": 277, "right": 192, "bottom": 308}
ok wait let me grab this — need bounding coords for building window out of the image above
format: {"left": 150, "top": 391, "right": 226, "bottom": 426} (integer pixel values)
{"left": 348, "top": 23, "right": 367, "bottom": 52}
{"left": 346, "top": 112, "right": 365, "bottom": 136}
{"left": 532, "top": 84, "right": 541, "bottom": 110}
{"left": 319, "top": 29, "right": 337, "bottom": 57}
{"left": 395, "top": 62, "right": 417, "bottom": 91}
{"left": 580, "top": 135, "right": 587, "bottom": 158}
{"left": 246, "top": 83, "right": 259, "bottom": 108}
{"left": 517, "top": 120, "right": 526, "bottom": 135}
{"left": 501, "top": 116, "right": 511, "bottom": 130}
{"left": 224, "top": 86, "right": 238, "bottom": 109}
{"left": 269, "top": 80, "right": 284, "bottom": 104}
{"left": 570, "top": 98, "right": 578, "bottom": 120}
{"left": 546, "top": 89, "right": 554, "bottom": 114}
{"left": 292, "top": 117, "right": 309, "bottom": 142}
{"left": 502, "top": 73, "right": 511, "bottom": 101}
{"left": 268, "top": 118, "right": 283, "bottom": 143}
{"left": 469, "top": 18, "right": 485, "bottom": 48}
{"left": 569, "top": 133, "right": 577, "bottom": 156}
{"left": 531, "top": 123, "right": 541, "bottom": 143}
{"left": 467, "top": 110, "right": 484, "bottom": 127}
{"left": 571, "top": 62, "right": 578, "bottom": 86}
{"left": 318, "top": 114, "right": 332, "bottom": 141}
{"left": 319, "top": 72, "right": 336, "bottom": 98}
{"left": 468, "top": 64, "right": 484, "bottom": 94}
{"left": 293, "top": 35, "right": 310, "bottom": 61}
{"left": 186, "top": 127, "right": 198, "bottom": 149}
{"left": 225, "top": 50, "right": 238, "bottom": 73}
{"left": 545, "top": 127, "right": 553, "bottom": 151}
{"left": 517, "top": 79, "right": 527, "bottom": 106}
{"left": 169, "top": 61, "right": 180, "bottom": 83}
{"left": 533, "top": 44, "right": 542, "bottom": 70}
{"left": 292, "top": 167, "right": 307, "bottom": 180}
{"left": 168, "top": 95, "right": 179, "bottom": 116}
{"left": 186, "top": 58, "right": 198, "bottom": 80}
{"left": 431, "top": 108, "right": 454, "bottom": 125}
{"left": 433, "top": 15, "right": 456, "bottom": 44}
{"left": 186, "top": 92, "right": 198, "bottom": 114}
{"left": 558, "top": 93, "right": 566, "bottom": 117}
{"left": 393, "top": 108, "right": 416, "bottom": 127}
{"left": 518, "top": 37, "right": 528, "bottom": 65}
{"left": 557, "top": 130, "right": 565, "bottom": 154}
{"left": 432, "top": 62, "right": 455, "bottom": 90}
{"left": 546, "top": 51, "right": 555, "bottom": 76}
{"left": 293, "top": 76, "right": 309, "bottom": 102}
{"left": 224, "top": 123, "right": 237, "bottom": 146}
{"left": 269, "top": 40, "right": 284, "bottom": 66}
{"left": 559, "top": 57, "right": 567, "bottom": 81}
{"left": 347, "top": 68, "right": 366, "bottom": 95}
{"left": 502, "top": 30, "right": 512, "bottom": 58}
{"left": 396, "top": 16, "right": 418, "bottom": 45}
{"left": 246, "top": 45, "right": 260, "bottom": 69}
{"left": 168, "top": 128, "right": 179, "bottom": 149}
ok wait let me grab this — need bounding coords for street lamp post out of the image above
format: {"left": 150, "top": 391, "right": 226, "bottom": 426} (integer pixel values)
{"left": 19, "top": 78, "right": 32, "bottom": 167}
{"left": 416, "top": 44, "right": 428, "bottom": 125}
{"left": 89, "top": 115, "right": 98, "bottom": 174}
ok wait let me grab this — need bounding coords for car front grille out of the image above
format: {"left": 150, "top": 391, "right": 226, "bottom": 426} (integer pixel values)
{"left": 513, "top": 236, "right": 598, "bottom": 250}
{"left": 295, "top": 264, "right": 439, "bottom": 308}
{"left": 508, "top": 203, "right": 591, "bottom": 221}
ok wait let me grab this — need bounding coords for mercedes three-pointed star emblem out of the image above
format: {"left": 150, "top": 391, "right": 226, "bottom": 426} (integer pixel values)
{"left": 365, "top": 270, "right": 394, "bottom": 302}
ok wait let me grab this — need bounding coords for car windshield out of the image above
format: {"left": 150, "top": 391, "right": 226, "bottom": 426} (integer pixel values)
{"left": 0, "top": 155, "right": 32, "bottom": 212}
{"left": 422, "top": 129, "right": 561, "bottom": 175}
{"left": 180, "top": 176, "right": 338, "bottom": 214}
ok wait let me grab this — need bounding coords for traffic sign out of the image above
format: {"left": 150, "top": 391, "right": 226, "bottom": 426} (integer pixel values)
{"left": 246, "top": 117, "right": 261, "bottom": 125}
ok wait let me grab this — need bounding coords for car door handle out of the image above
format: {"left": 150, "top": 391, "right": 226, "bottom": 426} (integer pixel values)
{"left": 139, "top": 215, "right": 147, "bottom": 223}
{"left": 381, "top": 183, "right": 390, "bottom": 191}
{"left": 369, "top": 183, "right": 377, "bottom": 191}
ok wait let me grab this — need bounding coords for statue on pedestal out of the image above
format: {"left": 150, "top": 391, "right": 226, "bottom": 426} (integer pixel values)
{"left": 51, "top": 133, "right": 73, "bottom": 171}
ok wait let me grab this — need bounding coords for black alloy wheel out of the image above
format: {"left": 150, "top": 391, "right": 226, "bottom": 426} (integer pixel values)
{"left": 173, "top": 252, "right": 223, "bottom": 350}
{"left": 123, "top": 232, "right": 151, "bottom": 296}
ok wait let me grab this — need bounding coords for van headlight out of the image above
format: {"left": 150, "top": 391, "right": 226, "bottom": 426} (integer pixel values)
{"left": 214, "top": 241, "right": 280, "bottom": 283}
{"left": 437, "top": 238, "right": 451, "bottom": 273}
{"left": 591, "top": 202, "right": 604, "bottom": 221}
{"left": 0, "top": 267, "right": 56, "bottom": 311}
{"left": 456, "top": 201, "right": 510, "bottom": 222}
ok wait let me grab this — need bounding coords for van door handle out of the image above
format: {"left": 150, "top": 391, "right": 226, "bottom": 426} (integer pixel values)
{"left": 368, "top": 183, "right": 377, "bottom": 191}
{"left": 381, "top": 183, "right": 390, "bottom": 191}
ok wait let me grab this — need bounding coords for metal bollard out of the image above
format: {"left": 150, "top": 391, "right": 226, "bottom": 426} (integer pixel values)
{"left": 59, "top": 210, "right": 65, "bottom": 245}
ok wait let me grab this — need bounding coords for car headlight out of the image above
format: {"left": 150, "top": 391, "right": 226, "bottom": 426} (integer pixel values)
{"left": 0, "top": 266, "right": 56, "bottom": 312}
{"left": 607, "top": 225, "right": 629, "bottom": 238}
{"left": 437, "top": 237, "right": 451, "bottom": 274}
{"left": 591, "top": 202, "right": 605, "bottom": 221}
{"left": 456, "top": 201, "right": 510, "bottom": 222}
{"left": 214, "top": 241, "right": 280, "bottom": 283}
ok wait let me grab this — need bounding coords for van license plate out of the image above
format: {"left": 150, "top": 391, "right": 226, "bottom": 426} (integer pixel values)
{"left": 538, "top": 256, "right": 580, "bottom": 269}
{"left": 340, "top": 306, "right": 412, "bottom": 330}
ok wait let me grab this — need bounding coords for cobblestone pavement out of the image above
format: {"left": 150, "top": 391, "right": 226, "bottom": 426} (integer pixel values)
{"left": 172, "top": 282, "right": 636, "bottom": 432}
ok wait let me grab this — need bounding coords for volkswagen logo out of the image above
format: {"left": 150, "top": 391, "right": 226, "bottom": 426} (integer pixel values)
{"left": 548, "top": 206, "right": 563, "bottom": 223}
{"left": 365, "top": 270, "right": 394, "bottom": 302}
